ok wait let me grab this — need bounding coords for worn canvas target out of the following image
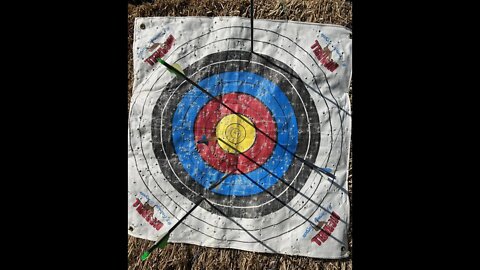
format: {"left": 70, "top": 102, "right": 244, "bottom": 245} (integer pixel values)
{"left": 128, "top": 17, "right": 352, "bottom": 259}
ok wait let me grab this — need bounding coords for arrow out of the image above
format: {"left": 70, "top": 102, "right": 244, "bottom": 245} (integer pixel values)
{"left": 208, "top": 171, "right": 234, "bottom": 190}
{"left": 140, "top": 197, "right": 201, "bottom": 261}
{"left": 158, "top": 58, "right": 184, "bottom": 76}
{"left": 140, "top": 233, "right": 169, "bottom": 261}
{"left": 156, "top": 57, "right": 335, "bottom": 180}
{"left": 215, "top": 137, "right": 348, "bottom": 217}
{"left": 140, "top": 174, "right": 230, "bottom": 261}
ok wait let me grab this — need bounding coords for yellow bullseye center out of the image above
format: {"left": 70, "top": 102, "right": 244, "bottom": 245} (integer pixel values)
{"left": 216, "top": 114, "right": 256, "bottom": 154}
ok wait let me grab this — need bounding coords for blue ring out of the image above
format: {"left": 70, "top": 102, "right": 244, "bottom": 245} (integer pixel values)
{"left": 172, "top": 71, "right": 298, "bottom": 196}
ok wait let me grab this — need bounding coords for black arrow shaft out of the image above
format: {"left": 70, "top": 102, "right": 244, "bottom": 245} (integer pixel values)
{"left": 145, "top": 175, "right": 229, "bottom": 253}
{"left": 250, "top": 0, "right": 254, "bottom": 53}
{"left": 158, "top": 58, "right": 334, "bottom": 179}
{"left": 238, "top": 168, "right": 345, "bottom": 246}
{"left": 146, "top": 197, "right": 203, "bottom": 253}
{"left": 217, "top": 137, "right": 346, "bottom": 223}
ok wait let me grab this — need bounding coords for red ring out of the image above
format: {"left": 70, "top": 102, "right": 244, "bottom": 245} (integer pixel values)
{"left": 194, "top": 93, "right": 276, "bottom": 174}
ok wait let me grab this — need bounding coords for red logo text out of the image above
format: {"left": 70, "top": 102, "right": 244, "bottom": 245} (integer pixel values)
{"left": 144, "top": 34, "right": 175, "bottom": 66}
{"left": 311, "top": 40, "right": 339, "bottom": 72}
{"left": 133, "top": 198, "right": 164, "bottom": 230}
{"left": 311, "top": 211, "right": 340, "bottom": 246}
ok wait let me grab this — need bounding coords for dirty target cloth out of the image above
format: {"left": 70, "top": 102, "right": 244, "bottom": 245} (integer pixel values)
{"left": 128, "top": 16, "right": 352, "bottom": 259}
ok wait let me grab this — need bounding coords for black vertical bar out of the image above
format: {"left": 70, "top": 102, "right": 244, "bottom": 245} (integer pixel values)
{"left": 250, "top": 0, "right": 254, "bottom": 53}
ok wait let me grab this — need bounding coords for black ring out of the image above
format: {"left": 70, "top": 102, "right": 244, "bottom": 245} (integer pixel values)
{"left": 152, "top": 51, "right": 320, "bottom": 218}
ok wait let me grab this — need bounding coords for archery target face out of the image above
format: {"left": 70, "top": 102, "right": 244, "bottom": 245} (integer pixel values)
{"left": 129, "top": 17, "right": 352, "bottom": 259}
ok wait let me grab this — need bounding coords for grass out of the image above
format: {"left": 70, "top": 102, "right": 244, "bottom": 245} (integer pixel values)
{"left": 128, "top": 1, "right": 352, "bottom": 269}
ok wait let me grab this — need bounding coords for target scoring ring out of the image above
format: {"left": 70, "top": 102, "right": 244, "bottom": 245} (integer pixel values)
{"left": 129, "top": 22, "right": 348, "bottom": 246}
{"left": 194, "top": 92, "right": 276, "bottom": 174}
{"left": 152, "top": 50, "right": 321, "bottom": 218}
{"left": 216, "top": 114, "right": 255, "bottom": 153}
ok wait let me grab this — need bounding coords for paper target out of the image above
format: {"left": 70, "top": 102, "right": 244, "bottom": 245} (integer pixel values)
{"left": 128, "top": 17, "right": 352, "bottom": 259}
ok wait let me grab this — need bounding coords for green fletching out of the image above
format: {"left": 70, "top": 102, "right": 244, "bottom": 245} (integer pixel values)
{"left": 141, "top": 251, "right": 151, "bottom": 261}
{"left": 139, "top": 233, "right": 170, "bottom": 261}
{"left": 170, "top": 63, "right": 184, "bottom": 75}
{"left": 157, "top": 58, "right": 184, "bottom": 76}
